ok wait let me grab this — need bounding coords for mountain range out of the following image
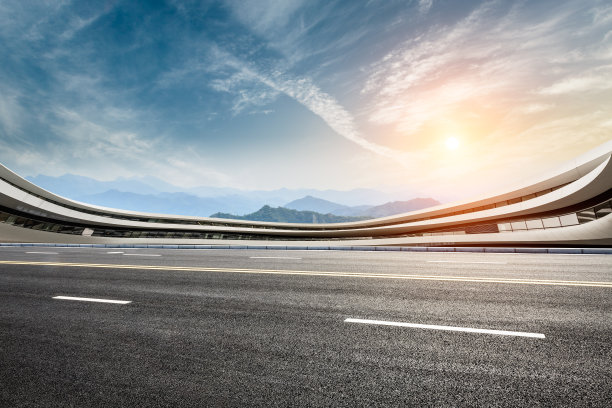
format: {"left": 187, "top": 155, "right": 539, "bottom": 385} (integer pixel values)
{"left": 284, "top": 195, "right": 440, "bottom": 217}
{"left": 211, "top": 206, "right": 370, "bottom": 223}
{"left": 25, "top": 174, "right": 440, "bottom": 221}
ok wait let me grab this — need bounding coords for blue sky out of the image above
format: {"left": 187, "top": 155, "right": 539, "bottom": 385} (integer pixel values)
{"left": 0, "top": 0, "right": 611, "bottom": 201}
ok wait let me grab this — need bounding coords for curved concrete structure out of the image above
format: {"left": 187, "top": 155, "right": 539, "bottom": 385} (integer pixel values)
{"left": 1, "top": 140, "right": 611, "bottom": 247}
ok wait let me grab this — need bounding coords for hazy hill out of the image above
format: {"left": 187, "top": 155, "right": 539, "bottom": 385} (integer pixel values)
{"left": 211, "top": 206, "right": 369, "bottom": 223}
{"left": 26, "top": 174, "right": 411, "bottom": 212}
{"left": 284, "top": 195, "right": 351, "bottom": 214}
{"left": 73, "top": 190, "right": 261, "bottom": 217}
{"left": 25, "top": 174, "right": 438, "bottom": 217}
{"left": 359, "top": 198, "right": 440, "bottom": 217}
{"left": 27, "top": 174, "right": 163, "bottom": 197}
{"left": 285, "top": 196, "right": 440, "bottom": 217}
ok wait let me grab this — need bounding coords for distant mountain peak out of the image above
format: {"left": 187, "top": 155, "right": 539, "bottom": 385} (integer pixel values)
{"left": 362, "top": 198, "right": 440, "bottom": 218}
{"left": 23, "top": 173, "right": 438, "bottom": 218}
{"left": 211, "top": 205, "right": 369, "bottom": 224}
{"left": 284, "top": 195, "right": 350, "bottom": 214}
{"left": 284, "top": 195, "right": 440, "bottom": 218}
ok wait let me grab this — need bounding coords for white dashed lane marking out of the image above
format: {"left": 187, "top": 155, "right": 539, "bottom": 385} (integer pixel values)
{"left": 249, "top": 256, "right": 302, "bottom": 260}
{"left": 345, "top": 318, "right": 545, "bottom": 338}
{"left": 52, "top": 296, "right": 131, "bottom": 304}
{"left": 427, "top": 260, "right": 507, "bottom": 264}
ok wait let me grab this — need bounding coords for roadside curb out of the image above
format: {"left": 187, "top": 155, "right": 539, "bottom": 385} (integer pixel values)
{"left": 1, "top": 242, "right": 611, "bottom": 254}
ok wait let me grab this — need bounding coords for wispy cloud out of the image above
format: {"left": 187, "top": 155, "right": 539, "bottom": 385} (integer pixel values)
{"left": 0, "top": 87, "right": 24, "bottom": 138}
{"left": 58, "top": 12, "right": 104, "bottom": 41}
{"left": 360, "top": 0, "right": 612, "bottom": 147}
{"left": 224, "top": 0, "right": 309, "bottom": 35}
{"left": 539, "top": 71, "right": 612, "bottom": 95}
{"left": 1, "top": 0, "right": 610, "bottom": 196}
{"left": 258, "top": 72, "right": 408, "bottom": 161}
{"left": 194, "top": 45, "right": 411, "bottom": 162}
{"left": 209, "top": 70, "right": 280, "bottom": 115}
{"left": 23, "top": 107, "right": 233, "bottom": 187}
{"left": 520, "top": 103, "right": 555, "bottom": 114}
{"left": 52, "top": 108, "right": 152, "bottom": 158}
{"left": 418, "top": 0, "right": 433, "bottom": 15}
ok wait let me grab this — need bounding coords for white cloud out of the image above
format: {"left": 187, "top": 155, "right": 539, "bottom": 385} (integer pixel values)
{"left": 591, "top": 3, "right": 612, "bottom": 26}
{"left": 539, "top": 74, "right": 612, "bottom": 95}
{"left": 194, "top": 46, "right": 411, "bottom": 162}
{"left": 59, "top": 13, "right": 103, "bottom": 41}
{"left": 52, "top": 108, "right": 152, "bottom": 159}
{"left": 224, "top": 0, "right": 308, "bottom": 35}
{"left": 209, "top": 70, "right": 280, "bottom": 115}
{"left": 2, "top": 107, "right": 234, "bottom": 187}
{"left": 418, "top": 0, "right": 433, "bottom": 15}
{"left": 520, "top": 103, "right": 555, "bottom": 114}
{"left": 0, "top": 88, "right": 24, "bottom": 137}
{"left": 361, "top": 0, "right": 612, "bottom": 139}
{"left": 258, "top": 73, "right": 409, "bottom": 161}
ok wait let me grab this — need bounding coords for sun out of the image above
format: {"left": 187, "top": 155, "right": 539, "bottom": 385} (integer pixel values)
{"left": 445, "top": 136, "right": 460, "bottom": 150}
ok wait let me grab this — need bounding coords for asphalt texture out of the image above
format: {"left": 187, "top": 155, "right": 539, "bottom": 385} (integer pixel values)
{"left": 0, "top": 247, "right": 611, "bottom": 407}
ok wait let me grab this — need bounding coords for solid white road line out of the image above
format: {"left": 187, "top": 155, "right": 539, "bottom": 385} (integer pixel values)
{"left": 249, "top": 256, "right": 302, "bottom": 260}
{"left": 107, "top": 251, "right": 124, "bottom": 254}
{"left": 344, "top": 318, "right": 545, "bottom": 338}
{"left": 122, "top": 253, "right": 161, "bottom": 257}
{"left": 52, "top": 296, "right": 131, "bottom": 304}
{"left": 25, "top": 251, "right": 59, "bottom": 255}
{"left": 427, "top": 261, "right": 507, "bottom": 264}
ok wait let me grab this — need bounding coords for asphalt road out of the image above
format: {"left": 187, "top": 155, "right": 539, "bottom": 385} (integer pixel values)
{"left": 1, "top": 247, "right": 611, "bottom": 407}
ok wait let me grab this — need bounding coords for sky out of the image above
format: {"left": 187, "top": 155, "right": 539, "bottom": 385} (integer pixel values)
{"left": 0, "top": 0, "right": 611, "bottom": 202}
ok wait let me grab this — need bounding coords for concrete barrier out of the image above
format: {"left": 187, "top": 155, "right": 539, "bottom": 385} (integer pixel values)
{"left": 515, "top": 248, "right": 548, "bottom": 253}
{"left": 455, "top": 247, "right": 485, "bottom": 252}
{"left": 548, "top": 248, "right": 581, "bottom": 254}
{"left": 582, "top": 248, "right": 612, "bottom": 254}
{"left": 401, "top": 247, "right": 427, "bottom": 252}
{"left": 1, "top": 243, "right": 610, "bottom": 254}
{"left": 485, "top": 247, "right": 514, "bottom": 253}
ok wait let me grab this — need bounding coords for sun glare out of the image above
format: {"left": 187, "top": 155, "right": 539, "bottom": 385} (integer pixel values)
{"left": 445, "top": 136, "right": 460, "bottom": 150}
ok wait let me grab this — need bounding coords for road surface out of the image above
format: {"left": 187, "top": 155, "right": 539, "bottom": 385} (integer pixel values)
{"left": 1, "top": 247, "right": 610, "bottom": 406}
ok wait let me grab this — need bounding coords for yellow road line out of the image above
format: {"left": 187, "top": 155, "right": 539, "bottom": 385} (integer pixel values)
{"left": 0, "top": 260, "right": 611, "bottom": 288}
